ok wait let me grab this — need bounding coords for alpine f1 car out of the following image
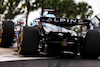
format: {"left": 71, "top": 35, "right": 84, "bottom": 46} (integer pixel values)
{"left": 2, "top": 14, "right": 100, "bottom": 59}
{"left": 16, "top": 14, "right": 100, "bottom": 59}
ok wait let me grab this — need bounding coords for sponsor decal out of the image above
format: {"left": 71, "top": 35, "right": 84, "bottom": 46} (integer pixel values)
{"left": 40, "top": 17, "right": 83, "bottom": 24}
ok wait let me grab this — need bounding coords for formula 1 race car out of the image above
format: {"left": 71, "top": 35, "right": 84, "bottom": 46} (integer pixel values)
{"left": 0, "top": 14, "right": 99, "bottom": 59}
{"left": 16, "top": 13, "right": 100, "bottom": 59}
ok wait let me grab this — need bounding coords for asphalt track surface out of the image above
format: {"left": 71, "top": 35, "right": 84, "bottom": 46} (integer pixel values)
{"left": 1, "top": 57, "right": 100, "bottom": 67}
{"left": 0, "top": 43, "right": 100, "bottom": 67}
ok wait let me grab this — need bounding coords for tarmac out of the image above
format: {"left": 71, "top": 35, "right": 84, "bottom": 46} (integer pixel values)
{"left": 0, "top": 43, "right": 100, "bottom": 67}
{"left": 0, "top": 43, "right": 53, "bottom": 62}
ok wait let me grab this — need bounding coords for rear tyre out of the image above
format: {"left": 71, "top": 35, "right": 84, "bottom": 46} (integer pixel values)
{"left": 0, "top": 21, "right": 14, "bottom": 48}
{"left": 18, "top": 26, "right": 40, "bottom": 55}
{"left": 81, "top": 30, "right": 100, "bottom": 59}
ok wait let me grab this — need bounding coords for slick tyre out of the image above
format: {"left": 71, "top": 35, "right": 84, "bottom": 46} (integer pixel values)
{"left": 81, "top": 30, "right": 100, "bottom": 59}
{"left": 18, "top": 26, "right": 40, "bottom": 55}
{"left": 0, "top": 21, "right": 14, "bottom": 47}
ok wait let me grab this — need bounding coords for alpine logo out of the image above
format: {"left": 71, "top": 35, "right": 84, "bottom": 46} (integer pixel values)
{"left": 40, "top": 17, "right": 83, "bottom": 24}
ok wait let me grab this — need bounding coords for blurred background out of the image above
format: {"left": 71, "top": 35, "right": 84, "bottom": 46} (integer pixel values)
{"left": 1, "top": 0, "right": 100, "bottom": 36}
{"left": 0, "top": 0, "right": 96, "bottom": 25}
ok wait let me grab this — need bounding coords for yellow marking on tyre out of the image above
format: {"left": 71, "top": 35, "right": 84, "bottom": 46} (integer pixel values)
{"left": 0, "top": 24, "right": 3, "bottom": 43}
{"left": 18, "top": 29, "right": 23, "bottom": 54}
